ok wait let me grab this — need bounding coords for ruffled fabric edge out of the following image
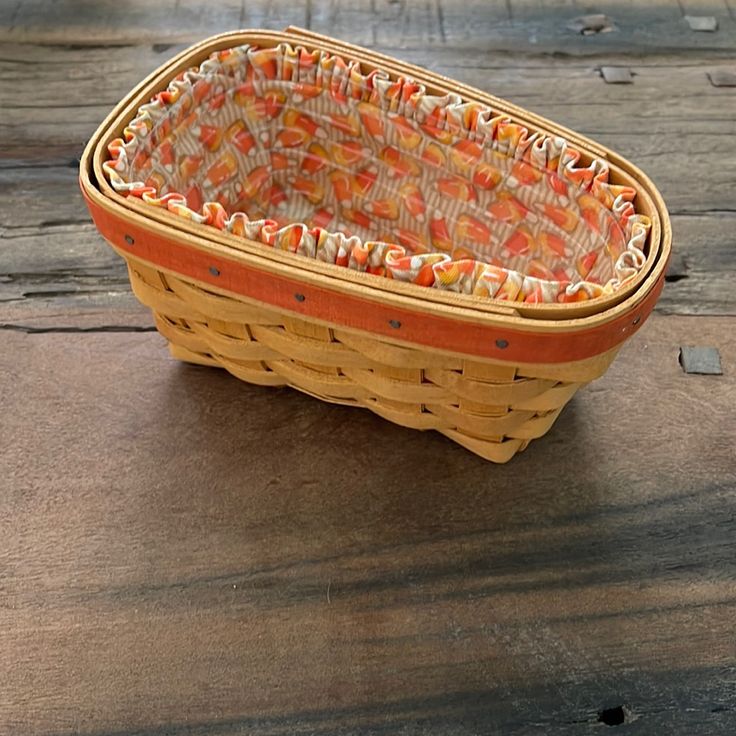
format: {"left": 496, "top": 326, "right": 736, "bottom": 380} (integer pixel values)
{"left": 103, "top": 42, "right": 651, "bottom": 304}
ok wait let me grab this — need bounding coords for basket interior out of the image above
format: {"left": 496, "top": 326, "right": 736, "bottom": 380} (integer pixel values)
{"left": 104, "top": 43, "right": 651, "bottom": 304}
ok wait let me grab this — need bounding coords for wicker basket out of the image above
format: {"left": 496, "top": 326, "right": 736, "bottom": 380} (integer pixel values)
{"left": 80, "top": 28, "right": 671, "bottom": 463}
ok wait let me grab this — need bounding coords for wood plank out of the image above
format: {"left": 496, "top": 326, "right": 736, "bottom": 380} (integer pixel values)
{"left": 2, "top": 0, "right": 736, "bottom": 54}
{"left": 372, "top": 0, "right": 446, "bottom": 47}
{"left": 1, "top": 111, "right": 733, "bottom": 317}
{"left": 1, "top": 157, "right": 733, "bottom": 316}
{"left": 307, "top": 0, "right": 379, "bottom": 47}
{"left": 4, "top": 211, "right": 734, "bottom": 319}
{"left": 1, "top": 37, "right": 734, "bottom": 319}
{"left": 0, "top": 225, "right": 136, "bottom": 311}
{"left": 657, "top": 214, "right": 736, "bottom": 316}
{"left": 435, "top": 0, "right": 511, "bottom": 46}
{"left": 0, "top": 0, "right": 306, "bottom": 46}
{"left": 3, "top": 45, "right": 734, "bottom": 209}
{"left": 1, "top": 313, "right": 735, "bottom": 734}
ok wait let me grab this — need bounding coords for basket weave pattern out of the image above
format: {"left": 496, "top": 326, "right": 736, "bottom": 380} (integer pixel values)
{"left": 128, "top": 257, "right": 615, "bottom": 462}
{"left": 80, "top": 30, "right": 669, "bottom": 463}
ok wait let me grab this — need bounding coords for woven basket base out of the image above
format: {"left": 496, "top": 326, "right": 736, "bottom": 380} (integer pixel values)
{"left": 126, "top": 258, "right": 614, "bottom": 463}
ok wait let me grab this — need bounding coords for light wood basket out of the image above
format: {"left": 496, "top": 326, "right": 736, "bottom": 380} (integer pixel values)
{"left": 80, "top": 28, "right": 671, "bottom": 463}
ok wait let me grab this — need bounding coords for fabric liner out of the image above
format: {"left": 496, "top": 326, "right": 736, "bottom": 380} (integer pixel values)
{"left": 104, "top": 42, "right": 651, "bottom": 304}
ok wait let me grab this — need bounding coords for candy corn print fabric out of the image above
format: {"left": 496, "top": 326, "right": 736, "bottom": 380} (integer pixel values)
{"left": 104, "top": 43, "right": 651, "bottom": 304}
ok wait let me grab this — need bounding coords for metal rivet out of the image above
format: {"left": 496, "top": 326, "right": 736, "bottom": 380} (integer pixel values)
{"left": 496, "top": 339, "right": 509, "bottom": 349}
{"left": 632, "top": 315, "right": 641, "bottom": 326}
{"left": 389, "top": 319, "right": 401, "bottom": 329}
{"left": 124, "top": 234, "right": 134, "bottom": 245}
{"left": 294, "top": 293, "right": 306, "bottom": 302}
{"left": 209, "top": 266, "right": 220, "bottom": 277}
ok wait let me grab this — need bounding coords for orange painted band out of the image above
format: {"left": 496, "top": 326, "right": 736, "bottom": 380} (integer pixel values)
{"left": 83, "top": 187, "right": 664, "bottom": 364}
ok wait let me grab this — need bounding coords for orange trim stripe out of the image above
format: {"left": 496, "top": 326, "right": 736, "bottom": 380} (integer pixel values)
{"left": 83, "top": 186, "right": 664, "bottom": 364}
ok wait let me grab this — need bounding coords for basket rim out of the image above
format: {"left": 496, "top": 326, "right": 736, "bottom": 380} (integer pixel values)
{"left": 85, "top": 28, "right": 671, "bottom": 323}
{"left": 81, "top": 170, "right": 668, "bottom": 365}
{"left": 102, "top": 37, "right": 652, "bottom": 307}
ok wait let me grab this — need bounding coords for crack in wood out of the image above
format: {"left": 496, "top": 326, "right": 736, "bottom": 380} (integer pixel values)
{"left": 0, "top": 323, "right": 157, "bottom": 334}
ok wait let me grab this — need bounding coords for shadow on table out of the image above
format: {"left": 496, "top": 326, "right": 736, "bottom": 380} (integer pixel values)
{"left": 100, "top": 348, "right": 735, "bottom": 734}
{"left": 141, "top": 360, "right": 730, "bottom": 594}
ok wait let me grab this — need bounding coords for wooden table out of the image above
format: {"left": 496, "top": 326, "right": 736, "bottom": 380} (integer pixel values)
{"left": 1, "top": 2, "right": 735, "bottom": 733}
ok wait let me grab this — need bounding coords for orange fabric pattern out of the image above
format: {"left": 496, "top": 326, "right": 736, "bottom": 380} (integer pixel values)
{"left": 104, "top": 43, "right": 651, "bottom": 304}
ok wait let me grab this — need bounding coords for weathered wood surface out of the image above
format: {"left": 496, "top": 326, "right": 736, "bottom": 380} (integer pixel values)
{"left": 2, "top": 16, "right": 735, "bottom": 317}
{"left": 2, "top": 0, "right": 736, "bottom": 53}
{"left": 2, "top": 315, "right": 736, "bottom": 735}
{"left": 1, "top": 1, "right": 736, "bottom": 734}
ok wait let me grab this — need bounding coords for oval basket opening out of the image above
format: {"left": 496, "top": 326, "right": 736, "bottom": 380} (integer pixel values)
{"left": 104, "top": 42, "right": 651, "bottom": 305}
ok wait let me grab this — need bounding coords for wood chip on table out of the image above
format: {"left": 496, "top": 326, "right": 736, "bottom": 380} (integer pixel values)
{"left": 600, "top": 66, "right": 634, "bottom": 84}
{"left": 684, "top": 15, "right": 719, "bottom": 32}
{"left": 707, "top": 70, "right": 736, "bottom": 87}
{"left": 679, "top": 346, "right": 723, "bottom": 375}
{"left": 567, "top": 14, "right": 617, "bottom": 35}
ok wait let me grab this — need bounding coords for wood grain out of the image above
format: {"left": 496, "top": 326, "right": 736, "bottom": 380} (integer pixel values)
{"left": 1, "top": 1, "right": 736, "bottom": 733}
{"left": 2, "top": 44, "right": 735, "bottom": 316}
{"left": 1, "top": 314, "right": 735, "bottom": 735}
{"left": 3, "top": 0, "right": 736, "bottom": 53}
